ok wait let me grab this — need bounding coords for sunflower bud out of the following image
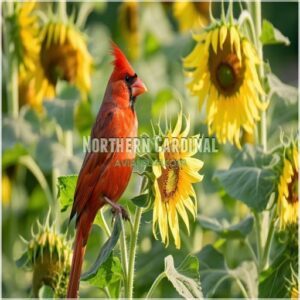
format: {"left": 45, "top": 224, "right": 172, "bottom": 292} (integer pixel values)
{"left": 17, "top": 214, "right": 72, "bottom": 297}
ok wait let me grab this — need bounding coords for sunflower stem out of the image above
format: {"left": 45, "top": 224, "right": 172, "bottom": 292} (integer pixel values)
{"left": 4, "top": 2, "right": 19, "bottom": 118}
{"left": 58, "top": 0, "right": 67, "bottom": 22}
{"left": 120, "top": 218, "right": 129, "bottom": 297}
{"left": 126, "top": 206, "right": 143, "bottom": 299}
{"left": 253, "top": 211, "right": 262, "bottom": 268}
{"left": 145, "top": 272, "right": 166, "bottom": 299}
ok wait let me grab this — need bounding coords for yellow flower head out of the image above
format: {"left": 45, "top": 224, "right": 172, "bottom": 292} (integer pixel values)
{"left": 184, "top": 24, "right": 267, "bottom": 147}
{"left": 119, "top": 0, "right": 140, "bottom": 60}
{"left": 12, "top": 1, "right": 40, "bottom": 71}
{"left": 173, "top": 1, "right": 210, "bottom": 32}
{"left": 152, "top": 112, "right": 203, "bottom": 249}
{"left": 277, "top": 144, "right": 298, "bottom": 229}
{"left": 36, "top": 21, "right": 93, "bottom": 100}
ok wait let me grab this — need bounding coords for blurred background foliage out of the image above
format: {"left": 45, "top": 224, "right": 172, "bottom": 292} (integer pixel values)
{"left": 2, "top": 1, "right": 298, "bottom": 298}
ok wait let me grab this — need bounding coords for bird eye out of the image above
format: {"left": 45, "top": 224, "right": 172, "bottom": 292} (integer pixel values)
{"left": 125, "top": 75, "right": 130, "bottom": 82}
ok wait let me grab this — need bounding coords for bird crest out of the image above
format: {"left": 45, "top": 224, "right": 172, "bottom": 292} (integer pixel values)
{"left": 111, "top": 42, "right": 135, "bottom": 78}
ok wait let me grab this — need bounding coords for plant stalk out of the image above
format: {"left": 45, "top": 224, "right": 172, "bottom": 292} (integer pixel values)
{"left": 145, "top": 272, "right": 166, "bottom": 299}
{"left": 120, "top": 218, "right": 129, "bottom": 297}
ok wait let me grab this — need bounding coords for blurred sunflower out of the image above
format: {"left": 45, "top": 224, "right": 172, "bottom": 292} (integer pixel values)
{"left": 173, "top": 1, "right": 210, "bottom": 32}
{"left": 119, "top": 0, "right": 140, "bottom": 60}
{"left": 35, "top": 21, "right": 93, "bottom": 100}
{"left": 291, "top": 287, "right": 299, "bottom": 300}
{"left": 2, "top": 174, "right": 12, "bottom": 207}
{"left": 184, "top": 24, "right": 267, "bottom": 147}
{"left": 277, "top": 144, "right": 298, "bottom": 229}
{"left": 18, "top": 217, "right": 72, "bottom": 297}
{"left": 151, "top": 112, "right": 203, "bottom": 249}
{"left": 11, "top": 1, "right": 40, "bottom": 71}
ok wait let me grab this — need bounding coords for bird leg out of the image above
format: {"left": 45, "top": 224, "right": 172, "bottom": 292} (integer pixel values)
{"left": 103, "top": 196, "right": 129, "bottom": 221}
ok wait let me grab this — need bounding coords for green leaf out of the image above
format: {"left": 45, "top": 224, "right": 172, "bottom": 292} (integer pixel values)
{"left": 164, "top": 255, "right": 203, "bottom": 299}
{"left": 131, "top": 193, "right": 148, "bottom": 208}
{"left": 2, "top": 116, "right": 38, "bottom": 151}
{"left": 197, "top": 245, "right": 257, "bottom": 298}
{"left": 260, "top": 19, "right": 290, "bottom": 46}
{"left": 267, "top": 73, "right": 298, "bottom": 104}
{"left": 81, "top": 214, "right": 122, "bottom": 280}
{"left": 151, "top": 88, "right": 174, "bottom": 118}
{"left": 87, "top": 254, "right": 123, "bottom": 289}
{"left": 214, "top": 146, "right": 279, "bottom": 211}
{"left": 38, "top": 285, "right": 54, "bottom": 299}
{"left": 44, "top": 99, "right": 76, "bottom": 130}
{"left": 2, "top": 144, "right": 27, "bottom": 169}
{"left": 57, "top": 175, "right": 78, "bottom": 212}
{"left": 198, "top": 215, "right": 254, "bottom": 239}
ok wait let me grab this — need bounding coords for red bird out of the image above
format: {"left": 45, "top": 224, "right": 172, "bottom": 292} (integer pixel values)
{"left": 67, "top": 43, "right": 147, "bottom": 298}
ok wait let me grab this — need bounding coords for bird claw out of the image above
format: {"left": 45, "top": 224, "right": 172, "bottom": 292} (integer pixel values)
{"left": 111, "top": 206, "right": 129, "bottom": 221}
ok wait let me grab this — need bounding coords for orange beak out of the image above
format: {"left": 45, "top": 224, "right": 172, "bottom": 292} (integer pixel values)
{"left": 132, "top": 77, "right": 147, "bottom": 97}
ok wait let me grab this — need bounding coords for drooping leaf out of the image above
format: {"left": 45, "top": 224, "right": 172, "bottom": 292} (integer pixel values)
{"left": 198, "top": 215, "right": 254, "bottom": 239}
{"left": 197, "top": 245, "right": 258, "bottom": 298}
{"left": 267, "top": 73, "right": 298, "bottom": 104}
{"left": 81, "top": 215, "right": 122, "bottom": 280}
{"left": 57, "top": 175, "right": 78, "bottom": 212}
{"left": 15, "top": 252, "right": 29, "bottom": 268}
{"left": 2, "top": 144, "right": 27, "bottom": 169}
{"left": 214, "top": 146, "right": 279, "bottom": 211}
{"left": 164, "top": 255, "right": 203, "bottom": 299}
{"left": 260, "top": 19, "right": 290, "bottom": 46}
{"left": 44, "top": 99, "right": 76, "bottom": 130}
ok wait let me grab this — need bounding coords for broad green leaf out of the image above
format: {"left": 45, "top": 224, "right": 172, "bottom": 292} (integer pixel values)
{"left": 87, "top": 254, "right": 123, "bottom": 289}
{"left": 197, "top": 245, "right": 258, "bottom": 298}
{"left": 44, "top": 99, "right": 76, "bottom": 130}
{"left": 198, "top": 215, "right": 254, "bottom": 239}
{"left": 267, "top": 73, "right": 297, "bottom": 104}
{"left": 81, "top": 215, "right": 122, "bottom": 280}
{"left": 260, "top": 19, "right": 290, "bottom": 46}
{"left": 214, "top": 146, "right": 279, "bottom": 211}
{"left": 57, "top": 175, "right": 78, "bottom": 212}
{"left": 131, "top": 194, "right": 148, "bottom": 208}
{"left": 2, "top": 116, "right": 38, "bottom": 151}
{"left": 164, "top": 255, "right": 203, "bottom": 299}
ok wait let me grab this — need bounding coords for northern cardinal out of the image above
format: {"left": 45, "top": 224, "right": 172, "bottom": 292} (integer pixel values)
{"left": 67, "top": 43, "right": 147, "bottom": 298}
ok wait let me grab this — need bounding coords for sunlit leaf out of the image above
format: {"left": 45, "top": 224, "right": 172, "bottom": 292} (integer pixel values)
{"left": 260, "top": 19, "right": 290, "bottom": 46}
{"left": 164, "top": 255, "right": 203, "bottom": 299}
{"left": 267, "top": 73, "right": 297, "bottom": 104}
{"left": 57, "top": 175, "right": 78, "bottom": 212}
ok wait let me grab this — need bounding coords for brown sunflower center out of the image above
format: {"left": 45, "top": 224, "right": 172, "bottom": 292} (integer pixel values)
{"left": 41, "top": 40, "right": 78, "bottom": 85}
{"left": 288, "top": 170, "right": 298, "bottom": 204}
{"left": 209, "top": 35, "right": 245, "bottom": 96}
{"left": 158, "top": 160, "right": 180, "bottom": 200}
{"left": 193, "top": 2, "right": 210, "bottom": 15}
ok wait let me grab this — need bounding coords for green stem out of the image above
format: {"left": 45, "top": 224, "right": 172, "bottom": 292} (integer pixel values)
{"left": 19, "top": 156, "right": 53, "bottom": 209}
{"left": 261, "top": 208, "right": 276, "bottom": 269}
{"left": 253, "top": 211, "right": 262, "bottom": 268}
{"left": 244, "top": 238, "right": 258, "bottom": 268}
{"left": 235, "top": 278, "right": 249, "bottom": 299}
{"left": 4, "top": 2, "right": 18, "bottom": 118}
{"left": 64, "top": 130, "right": 73, "bottom": 156}
{"left": 126, "top": 206, "right": 143, "bottom": 299}
{"left": 253, "top": 0, "right": 267, "bottom": 152}
{"left": 120, "top": 218, "right": 129, "bottom": 297}
{"left": 58, "top": 0, "right": 67, "bottom": 21}
{"left": 145, "top": 272, "right": 166, "bottom": 299}
{"left": 99, "top": 209, "right": 111, "bottom": 237}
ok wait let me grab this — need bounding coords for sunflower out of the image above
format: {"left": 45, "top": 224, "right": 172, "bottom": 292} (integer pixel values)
{"left": 277, "top": 144, "right": 298, "bottom": 229}
{"left": 119, "top": 0, "right": 140, "bottom": 60}
{"left": 173, "top": 1, "right": 210, "bottom": 32}
{"left": 291, "top": 287, "right": 299, "bottom": 300}
{"left": 35, "top": 21, "right": 93, "bottom": 100}
{"left": 152, "top": 112, "right": 203, "bottom": 249}
{"left": 184, "top": 24, "right": 267, "bottom": 147}
{"left": 12, "top": 1, "right": 40, "bottom": 71}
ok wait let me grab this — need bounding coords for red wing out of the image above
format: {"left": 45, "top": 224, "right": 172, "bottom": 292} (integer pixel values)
{"left": 69, "top": 109, "right": 116, "bottom": 222}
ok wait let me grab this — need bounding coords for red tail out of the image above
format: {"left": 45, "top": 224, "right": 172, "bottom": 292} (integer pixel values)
{"left": 67, "top": 211, "right": 94, "bottom": 298}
